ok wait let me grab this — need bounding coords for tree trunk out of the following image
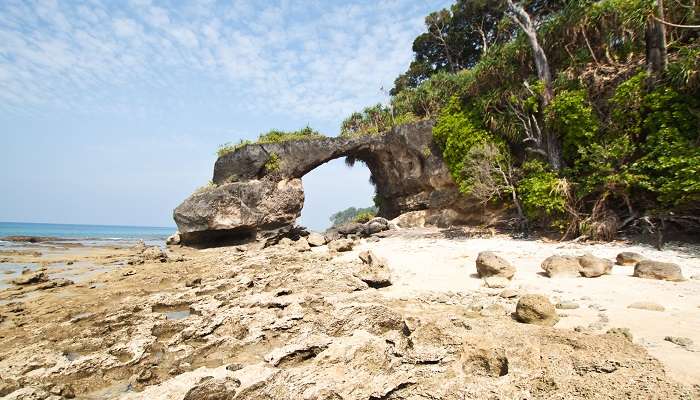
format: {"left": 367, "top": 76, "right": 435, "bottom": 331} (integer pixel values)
{"left": 506, "top": 0, "right": 562, "bottom": 170}
{"left": 646, "top": 0, "right": 668, "bottom": 77}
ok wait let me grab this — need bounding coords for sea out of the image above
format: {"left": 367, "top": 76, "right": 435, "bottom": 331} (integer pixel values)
{"left": 0, "top": 221, "right": 174, "bottom": 247}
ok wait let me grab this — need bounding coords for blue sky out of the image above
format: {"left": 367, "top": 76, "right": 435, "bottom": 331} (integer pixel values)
{"left": 0, "top": 0, "right": 449, "bottom": 231}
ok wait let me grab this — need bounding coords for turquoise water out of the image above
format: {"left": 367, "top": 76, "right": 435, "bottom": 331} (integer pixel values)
{"left": 0, "top": 221, "right": 174, "bottom": 245}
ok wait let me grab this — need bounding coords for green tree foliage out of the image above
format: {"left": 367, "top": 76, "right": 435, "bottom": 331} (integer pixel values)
{"left": 329, "top": 206, "right": 378, "bottom": 227}
{"left": 344, "top": 0, "right": 700, "bottom": 235}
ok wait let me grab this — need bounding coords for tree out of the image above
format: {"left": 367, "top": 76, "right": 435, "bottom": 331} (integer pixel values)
{"left": 646, "top": 0, "right": 668, "bottom": 77}
{"left": 505, "top": 0, "right": 563, "bottom": 171}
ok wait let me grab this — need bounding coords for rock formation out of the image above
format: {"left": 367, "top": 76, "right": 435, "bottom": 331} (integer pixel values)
{"left": 174, "top": 121, "right": 502, "bottom": 246}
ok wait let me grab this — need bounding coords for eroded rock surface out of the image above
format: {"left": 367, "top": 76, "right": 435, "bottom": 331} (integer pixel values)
{"left": 0, "top": 242, "right": 694, "bottom": 399}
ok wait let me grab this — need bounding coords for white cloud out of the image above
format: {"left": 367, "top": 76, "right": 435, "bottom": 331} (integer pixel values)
{"left": 0, "top": 0, "right": 451, "bottom": 128}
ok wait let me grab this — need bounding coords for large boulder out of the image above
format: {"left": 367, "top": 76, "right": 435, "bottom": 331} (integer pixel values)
{"left": 173, "top": 179, "right": 304, "bottom": 246}
{"left": 633, "top": 260, "right": 684, "bottom": 282}
{"left": 540, "top": 255, "right": 581, "bottom": 278}
{"left": 616, "top": 252, "right": 646, "bottom": 266}
{"left": 475, "top": 252, "right": 515, "bottom": 279}
{"left": 578, "top": 254, "right": 613, "bottom": 278}
{"left": 364, "top": 217, "right": 389, "bottom": 235}
{"left": 515, "top": 294, "right": 559, "bottom": 326}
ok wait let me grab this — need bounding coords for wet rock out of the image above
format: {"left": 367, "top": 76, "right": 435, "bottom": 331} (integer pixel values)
{"left": 307, "top": 233, "right": 326, "bottom": 247}
{"left": 357, "top": 250, "right": 391, "bottom": 288}
{"left": 142, "top": 246, "right": 168, "bottom": 262}
{"left": 475, "top": 251, "right": 515, "bottom": 279}
{"left": 627, "top": 302, "right": 665, "bottom": 312}
{"left": 633, "top": 260, "right": 684, "bottom": 282}
{"left": 664, "top": 336, "right": 693, "bottom": 348}
{"left": 182, "top": 376, "right": 240, "bottom": 400}
{"left": 616, "top": 252, "right": 646, "bottom": 266}
{"left": 578, "top": 254, "right": 613, "bottom": 278}
{"left": 166, "top": 233, "right": 181, "bottom": 246}
{"left": 328, "top": 238, "right": 354, "bottom": 252}
{"left": 12, "top": 271, "right": 48, "bottom": 285}
{"left": 541, "top": 255, "right": 581, "bottom": 278}
{"left": 515, "top": 294, "right": 558, "bottom": 326}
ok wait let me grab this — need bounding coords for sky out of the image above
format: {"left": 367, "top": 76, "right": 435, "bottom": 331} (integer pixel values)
{"left": 0, "top": 0, "right": 450, "bottom": 231}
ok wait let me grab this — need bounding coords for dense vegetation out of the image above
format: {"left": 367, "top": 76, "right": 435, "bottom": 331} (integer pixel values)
{"left": 329, "top": 206, "right": 378, "bottom": 227}
{"left": 218, "top": 126, "right": 325, "bottom": 157}
{"left": 345, "top": 0, "right": 700, "bottom": 240}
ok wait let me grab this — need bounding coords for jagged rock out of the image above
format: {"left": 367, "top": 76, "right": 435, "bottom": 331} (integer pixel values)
{"left": 515, "top": 294, "right": 558, "bottom": 326}
{"left": 541, "top": 255, "right": 581, "bottom": 278}
{"left": 166, "top": 233, "right": 181, "bottom": 246}
{"left": 365, "top": 217, "right": 389, "bottom": 235}
{"left": 483, "top": 276, "right": 510, "bottom": 288}
{"left": 264, "top": 334, "right": 333, "bottom": 367}
{"left": 607, "top": 328, "right": 633, "bottom": 342}
{"left": 174, "top": 179, "right": 304, "bottom": 246}
{"left": 616, "top": 252, "right": 646, "bottom": 266}
{"left": 133, "top": 239, "right": 147, "bottom": 253}
{"left": 328, "top": 239, "right": 354, "bottom": 252}
{"left": 182, "top": 376, "right": 240, "bottom": 400}
{"left": 294, "top": 237, "right": 311, "bottom": 252}
{"left": 475, "top": 251, "right": 515, "bottom": 279}
{"left": 633, "top": 260, "right": 684, "bottom": 282}
{"left": 36, "top": 278, "right": 73, "bottom": 290}
{"left": 627, "top": 302, "right": 665, "bottom": 312}
{"left": 12, "top": 271, "right": 48, "bottom": 285}
{"left": 142, "top": 246, "right": 168, "bottom": 262}
{"left": 578, "top": 254, "right": 613, "bottom": 278}
{"left": 664, "top": 336, "right": 693, "bottom": 348}
{"left": 556, "top": 301, "right": 580, "bottom": 310}
{"left": 307, "top": 233, "right": 326, "bottom": 247}
{"left": 357, "top": 250, "right": 391, "bottom": 288}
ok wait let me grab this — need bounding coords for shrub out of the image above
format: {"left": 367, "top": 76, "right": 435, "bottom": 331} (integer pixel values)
{"left": 264, "top": 153, "right": 281, "bottom": 173}
{"left": 353, "top": 211, "right": 376, "bottom": 223}
{"left": 217, "top": 126, "right": 324, "bottom": 158}
{"left": 545, "top": 89, "right": 599, "bottom": 163}
{"left": 217, "top": 140, "right": 252, "bottom": 157}
{"left": 517, "top": 160, "right": 569, "bottom": 228}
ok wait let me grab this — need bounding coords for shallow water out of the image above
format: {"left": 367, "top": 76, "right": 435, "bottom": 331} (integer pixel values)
{"left": 0, "top": 263, "right": 37, "bottom": 290}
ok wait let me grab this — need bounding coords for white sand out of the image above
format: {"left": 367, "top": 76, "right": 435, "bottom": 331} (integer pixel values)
{"left": 343, "top": 230, "right": 700, "bottom": 385}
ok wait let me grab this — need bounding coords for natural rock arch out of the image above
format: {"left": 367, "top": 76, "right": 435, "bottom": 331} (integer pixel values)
{"left": 173, "top": 121, "right": 497, "bottom": 246}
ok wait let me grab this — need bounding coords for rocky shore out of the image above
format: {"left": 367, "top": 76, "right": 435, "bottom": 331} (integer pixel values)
{"left": 0, "top": 227, "right": 698, "bottom": 399}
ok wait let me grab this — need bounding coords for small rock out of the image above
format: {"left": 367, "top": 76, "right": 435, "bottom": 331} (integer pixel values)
{"left": 607, "top": 327, "right": 633, "bottom": 342}
{"left": 480, "top": 304, "right": 506, "bottom": 317}
{"left": 328, "top": 238, "right": 354, "bottom": 252}
{"left": 279, "top": 237, "right": 294, "bottom": 246}
{"left": 555, "top": 301, "right": 580, "bottom": 310}
{"left": 475, "top": 251, "right": 515, "bottom": 279}
{"left": 515, "top": 294, "right": 558, "bottom": 326}
{"left": 357, "top": 250, "right": 391, "bottom": 288}
{"left": 616, "top": 252, "right": 646, "bottom": 266}
{"left": 306, "top": 232, "right": 326, "bottom": 247}
{"left": 186, "top": 277, "right": 202, "bottom": 287}
{"left": 142, "top": 246, "right": 168, "bottom": 262}
{"left": 134, "top": 240, "right": 147, "bottom": 253}
{"left": 483, "top": 276, "right": 510, "bottom": 288}
{"left": 122, "top": 270, "right": 136, "bottom": 276}
{"left": 633, "top": 260, "right": 684, "bottom": 282}
{"left": 627, "top": 302, "right": 665, "bottom": 312}
{"left": 578, "top": 254, "right": 613, "bottom": 278}
{"left": 182, "top": 376, "right": 240, "bottom": 400}
{"left": 664, "top": 336, "right": 693, "bottom": 348}
{"left": 12, "top": 271, "right": 48, "bottom": 285}
{"left": 499, "top": 289, "right": 519, "bottom": 298}
{"left": 166, "top": 232, "right": 181, "bottom": 246}
{"left": 541, "top": 255, "right": 580, "bottom": 278}
{"left": 690, "top": 274, "right": 700, "bottom": 280}
{"left": 294, "top": 237, "right": 311, "bottom": 252}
